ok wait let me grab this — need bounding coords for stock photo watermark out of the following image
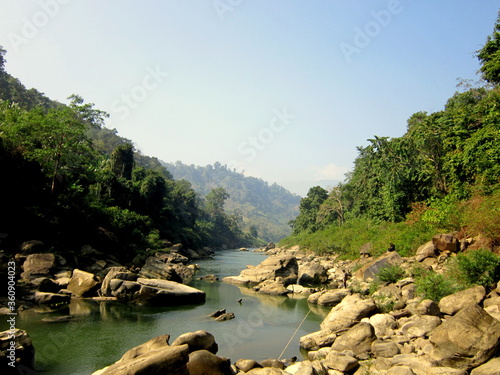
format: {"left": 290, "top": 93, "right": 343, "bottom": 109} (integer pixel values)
{"left": 110, "top": 65, "right": 169, "bottom": 120}
{"left": 339, "top": 0, "right": 411, "bottom": 63}
{"left": 7, "top": 0, "right": 73, "bottom": 53}
{"left": 6, "top": 259, "right": 17, "bottom": 368}
{"left": 213, "top": 0, "right": 244, "bottom": 21}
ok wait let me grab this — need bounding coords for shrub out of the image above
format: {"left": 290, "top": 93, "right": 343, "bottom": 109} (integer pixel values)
{"left": 377, "top": 263, "right": 406, "bottom": 284}
{"left": 451, "top": 249, "right": 500, "bottom": 288}
{"left": 415, "top": 271, "right": 460, "bottom": 302}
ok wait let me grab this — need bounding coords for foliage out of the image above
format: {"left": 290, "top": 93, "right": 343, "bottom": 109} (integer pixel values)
{"left": 449, "top": 249, "right": 500, "bottom": 288}
{"left": 477, "top": 11, "right": 500, "bottom": 85}
{"left": 290, "top": 186, "right": 328, "bottom": 234}
{"left": 414, "top": 270, "right": 461, "bottom": 302}
{"left": 377, "top": 264, "right": 406, "bottom": 284}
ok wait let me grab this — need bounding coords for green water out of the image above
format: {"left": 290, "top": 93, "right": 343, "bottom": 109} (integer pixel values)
{"left": 4, "top": 250, "right": 330, "bottom": 375}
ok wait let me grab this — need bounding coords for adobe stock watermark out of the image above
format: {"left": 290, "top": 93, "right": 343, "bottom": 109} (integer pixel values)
{"left": 213, "top": 0, "right": 244, "bottom": 21}
{"left": 7, "top": 0, "right": 73, "bottom": 53}
{"left": 339, "top": 0, "right": 410, "bottom": 63}
{"left": 110, "top": 65, "right": 169, "bottom": 120}
{"left": 227, "top": 106, "right": 295, "bottom": 170}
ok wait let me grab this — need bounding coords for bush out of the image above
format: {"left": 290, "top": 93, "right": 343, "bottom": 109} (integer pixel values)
{"left": 377, "top": 263, "right": 405, "bottom": 284}
{"left": 415, "top": 271, "right": 460, "bottom": 302}
{"left": 451, "top": 249, "right": 500, "bottom": 288}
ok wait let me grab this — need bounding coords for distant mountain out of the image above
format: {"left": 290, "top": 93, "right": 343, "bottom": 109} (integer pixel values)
{"left": 164, "top": 161, "right": 300, "bottom": 242}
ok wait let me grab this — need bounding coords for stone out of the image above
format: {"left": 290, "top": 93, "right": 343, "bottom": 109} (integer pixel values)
{"left": 254, "top": 280, "right": 289, "bottom": 295}
{"left": 21, "top": 253, "right": 56, "bottom": 281}
{"left": 415, "top": 241, "right": 438, "bottom": 262}
{"left": 429, "top": 304, "right": 500, "bottom": 369}
{"left": 299, "top": 329, "right": 336, "bottom": 351}
{"left": 139, "top": 255, "right": 183, "bottom": 282}
{"left": 368, "top": 313, "right": 397, "bottom": 338}
{"left": 171, "top": 330, "right": 218, "bottom": 354}
{"left": 209, "top": 309, "right": 226, "bottom": 318}
{"left": 133, "top": 278, "right": 206, "bottom": 306}
{"left": 400, "top": 315, "right": 442, "bottom": 339}
{"left": 320, "top": 294, "right": 377, "bottom": 331}
{"left": 432, "top": 233, "right": 459, "bottom": 252}
{"left": 239, "top": 255, "right": 299, "bottom": 285}
{"left": 331, "top": 322, "right": 376, "bottom": 356}
{"left": 353, "top": 251, "right": 402, "bottom": 281}
{"left": 413, "top": 299, "right": 441, "bottom": 316}
{"left": 470, "top": 357, "right": 500, "bottom": 375}
{"left": 0, "top": 329, "right": 35, "bottom": 372}
{"left": 260, "top": 359, "right": 285, "bottom": 369}
{"left": 100, "top": 266, "right": 130, "bottom": 296}
{"left": 20, "top": 240, "right": 45, "bottom": 254}
{"left": 186, "top": 350, "right": 232, "bottom": 375}
{"left": 37, "top": 278, "right": 61, "bottom": 293}
{"left": 371, "top": 340, "right": 400, "bottom": 358}
{"left": 247, "top": 368, "right": 287, "bottom": 375}
{"left": 438, "top": 285, "right": 486, "bottom": 315}
{"left": 215, "top": 313, "right": 235, "bottom": 322}
{"left": 67, "top": 269, "right": 99, "bottom": 297}
{"left": 485, "top": 304, "right": 500, "bottom": 321}
{"left": 236, "top": 358, "right": 262, "bottom": 372}
{"left": 316, "top": 289, "right": 351, "bottom": 306}
{"left": 284, "top": 360, "right": 316, "bottom": 375}
{"left": 34, "top": 291, "right": 71, "bottom": 305}
{"left": 297, "top": 261, "right": 327, "bottom": 285}
{"left": 100, "top": 342, "right": 189, "bottom": 375}
{"left": 387, "top": 366, "right": 416, "bottom": 375}
{"left": 324, "top": 351, "right": 359, "bottom": 372}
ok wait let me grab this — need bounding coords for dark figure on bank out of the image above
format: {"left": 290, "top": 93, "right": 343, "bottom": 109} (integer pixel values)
{"left": 387, "top": 243, "right": 395, "bottom": 252}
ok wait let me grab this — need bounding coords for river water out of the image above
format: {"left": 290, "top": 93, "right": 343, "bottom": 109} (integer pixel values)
{"left": 5, "top": 249, "right": 330, "bottom": 375}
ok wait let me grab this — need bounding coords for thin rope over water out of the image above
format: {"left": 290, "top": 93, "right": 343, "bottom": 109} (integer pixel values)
{"left": 278, "top": 309, "right": 312, "bottom": 360}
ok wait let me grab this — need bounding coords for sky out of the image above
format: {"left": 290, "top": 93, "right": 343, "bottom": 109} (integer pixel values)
{"left": 1, "top": 1, "right": 499, "bottom": 196}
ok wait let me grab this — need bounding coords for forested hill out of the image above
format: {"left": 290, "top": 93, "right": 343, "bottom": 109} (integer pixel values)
{"left": 164, "top": 161, "right": 300, "bottom": 242}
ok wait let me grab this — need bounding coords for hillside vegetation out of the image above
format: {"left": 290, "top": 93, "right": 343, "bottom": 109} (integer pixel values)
{"left": 0, "top": 47, "right": 266, "bottom": 260}
{"left": 281, "top": 13, "right": 500, "bottom": 258}
{"left": 164, "top": 161, "right": 300, "bottom": 242}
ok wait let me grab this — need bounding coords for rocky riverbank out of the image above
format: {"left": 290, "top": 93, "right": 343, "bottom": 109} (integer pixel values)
{"left": 2, "top": 234, "right": 500, "bottom": 374}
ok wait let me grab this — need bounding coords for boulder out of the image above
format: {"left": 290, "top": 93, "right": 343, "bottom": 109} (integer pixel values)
{"left": 246, "top": 368, "right": 287, "bottom": 375}
{"left": 484, "top": 305, "right": 500, "bottom": 321}
{"left": 330, "top": 322, "right": 376, "bottom": 356}
{"left": 297, "top": 261, "right": 327, "bottom": 285}
{"left": 37, "top": 277, "right": 61, "bottom": 293}
{"left": 429, "top": 304, "right": 500, "bottom": 369}
{"left": 299, "top": 329, "right": 336, "bottom": 351}
{"left": 186, "top": 350, "right": 232, "bottom": 375}
{"left": 20, "top": 240, "right": 45, "bottom": 254}
{"left": 415, "top": 241, "right": 438, "bottom": 262}
{"left": 34, "top": 291, "right": 71, "bottom": 305}
{"left": 320, "top": 294, "right": 377, "bottom": 331}
{"left": 171, "top": 331, "right": 218, "bottom": 354}
{"left": 99, "top": 341, "right": 189, "bottom": 375}
{"left": 438, "top": 285, "right": 486, "bottom": 315}
{"left": 400, "top": 315, "right": 442, "bottom": 339}
{"left": 286, "top": 284, "right": 315, "bottom": 295}
{"left": 367, "top": 313, "right": 397, "bottom": 338}
{"left": 353, "top": 252, "right": 402, "bottom": 281}
{"left": 0, "top": 329, "right": 35, "bottom": 372}
{"left": 371, "top": 340, "right": 400, "bottom": 358}
{"left": 236, "top": 358, "right": 262, "bottom": 372}
{"left": 324, "top": 351, "right": 359, "bottom": 372}
{"left": 215, "top": 313, "right": 235, "bottom": 322}
{"left": 100, "top": 267, "right": 138, "bottom": 297}
{"left": 21, "top": 253, "right": 56, "bottom": 281}
{"left": 387, "top": 366, "right": 416, "bottom": 375}
{"left": 432, "top": 233, "right": 459, "bottom": 252}
{"left": 221, "top": 275, "right": 252, "bottom": 287}
{"left": 67, "top": 269, "right": 99, "bottom": 297}
{"left": 139, "top": 255, "right": 183, "bottom": 282}
{"left": 133, "top": 278, "right": 206, "bottom": 306}
{"left": 470, "top": 357, "right": 500, "bottom": 375}
{"left": 260, "top": 359, "right": 284, "bottom": 369}
{"left": 308, "top": 289, "right": 351, "bottom": 306}
{"left": 411, "top": 299, "right": 441, "bottom": 317}
{"left": 254, "top": 280, "right": 289, "bottom": 296}
{"left": 239, "top": 255, "right": 298, "bottom": 285}
{"left": 120, "top": 334, "right": 171, "bottom": 361}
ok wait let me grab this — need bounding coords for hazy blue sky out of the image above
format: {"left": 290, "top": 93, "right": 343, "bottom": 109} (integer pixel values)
{"left": 1, "top": 1, "right": 499, "bottom": 196}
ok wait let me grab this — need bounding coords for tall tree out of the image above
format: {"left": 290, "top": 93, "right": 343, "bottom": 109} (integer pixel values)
{"left": 477, "top": 11, "right": 500, "bottom": 85}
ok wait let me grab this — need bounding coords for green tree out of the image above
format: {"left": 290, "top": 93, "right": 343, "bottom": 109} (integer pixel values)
{"left": 110, "top": 143, "right": 134, "bottom": 180}
{"left": 477, "top": 11, "right": 500, "bottom": 85}
{"left": 290, "top": 186, "right": 328, "bottom": 234}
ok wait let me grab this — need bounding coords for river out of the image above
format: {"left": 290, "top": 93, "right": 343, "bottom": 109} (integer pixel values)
{"left": 4, "top": 249, "right": 330, "bottom": 374}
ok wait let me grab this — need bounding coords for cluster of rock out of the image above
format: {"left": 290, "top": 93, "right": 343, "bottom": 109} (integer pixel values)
{"left": 10, "top": 241, "right": 209, "bottom": 308}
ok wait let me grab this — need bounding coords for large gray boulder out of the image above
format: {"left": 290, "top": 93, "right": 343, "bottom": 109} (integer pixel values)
{"left": 21, "top": 253, "right": 57, "bottom": 281}
{"left": 299, "top": 329, "right": 336, "bottom": 351}
{"left": 307, "top": 289, "right": 351, "bottom": 306}
{"left": 297, "top": 261, "right": 327, "bottom": 285}
{"left": 432, "top": 233, "right": 459, "bottom": 252}
{"left": 67, "top": 269, "right": 100, "bottom": 297}
{"left": 330, "top": 322, "right": 376, "bottom": 356}
{"left": 239, "top": 255, "right": 298, "bottom": 285}
{"left": 320, "top": 293, "right": 377, "bottom": 331}
{"left": 34, "top": 291, "right": 71, "bottom": 305}
{"left": 400, "top": 315, "right": 442, "bottom": 339}
{"left": 133, "top": 278, "right": 206, "bottom": 306}
{"left": 254, "top": 280, "right": 289, "bottom": 296}
{"left": 429, "top": 304, "right": 500, "bottom": 369}
{"left": 438, "top": 286, "right": 486, "bottom": 315}
{"left": 139, "top": 254, "right": 184, "bottom": 282}
{"left": 186, "top": 350, "right": 232, "bottom": 375}
{"left": 324, "top": 351, "right": 359, "bottom": 372}
{"left": 100, "top": 267, "right": 138, "bottom": 297}
{"left": 171, "top": 331, "right": 218, "bottom": 354}
{"left": 415, "top": 241, "right": 438, "bottom": 262}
